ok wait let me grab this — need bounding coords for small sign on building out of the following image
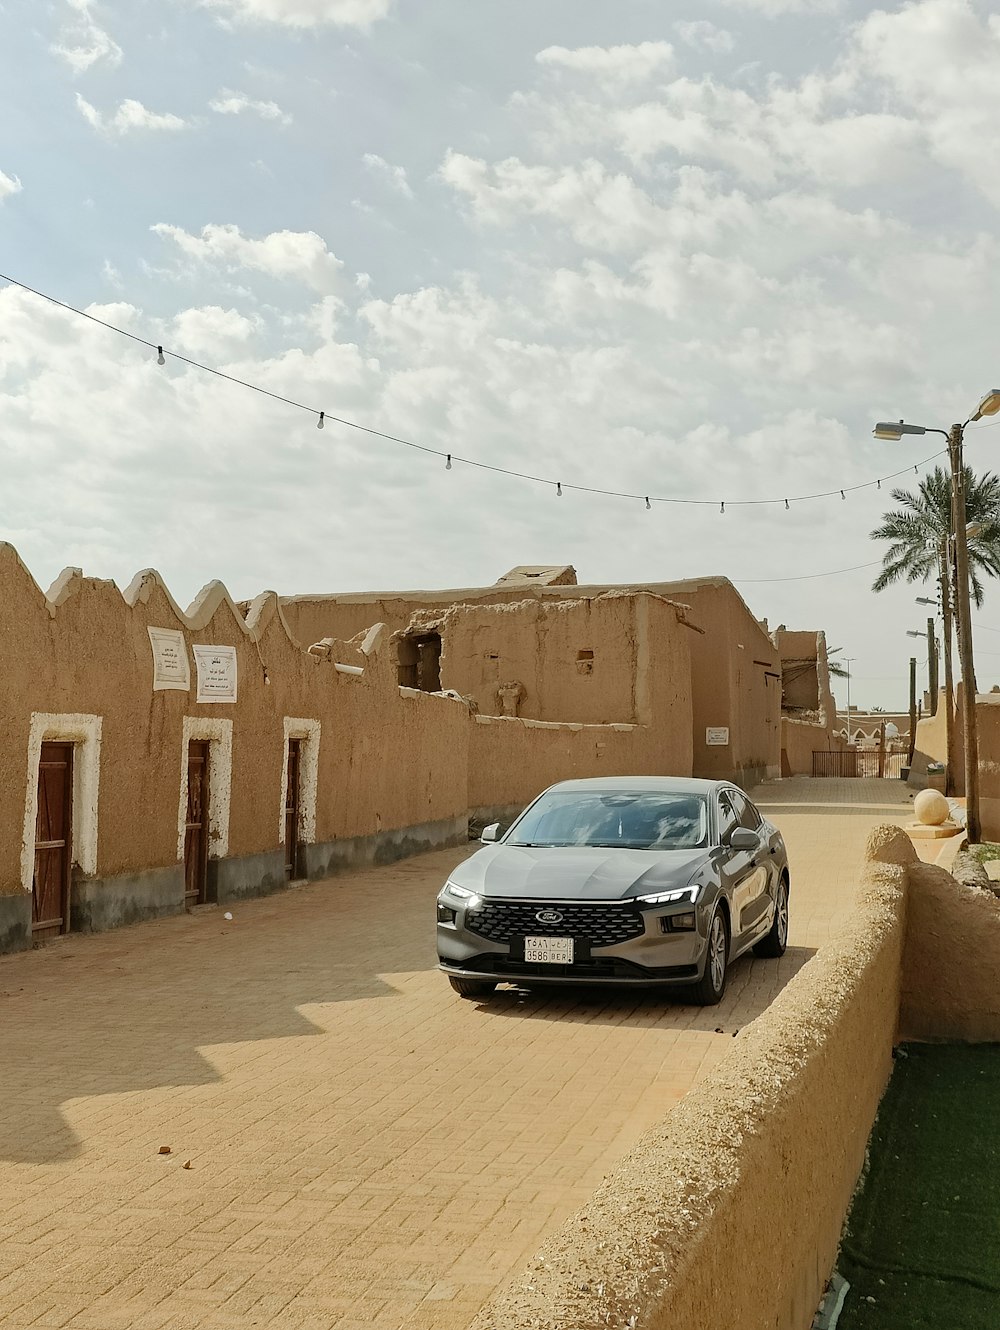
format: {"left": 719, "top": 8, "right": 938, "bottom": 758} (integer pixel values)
{"left": 147, "top": 627, "right": 191, "bottom": 691}
{"left": 193, "top": 645, "right": 238, "bottom": 704}
{"left": 706, "top": 726, "right": 730, "bottom": 746}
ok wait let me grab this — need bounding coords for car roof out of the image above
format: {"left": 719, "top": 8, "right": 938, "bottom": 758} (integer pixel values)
{"left": 542, "top": 776, "right": 738, "bottom": 796}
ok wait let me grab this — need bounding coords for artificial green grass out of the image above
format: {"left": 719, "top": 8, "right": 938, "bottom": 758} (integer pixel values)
{"left": 835, "top": 1043, "right": 1000, "bottom": 1329}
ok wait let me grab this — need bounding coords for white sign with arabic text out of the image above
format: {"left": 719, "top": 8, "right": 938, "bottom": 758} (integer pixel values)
{"left": 193, "top": 645, "right": 238, "bottom": 704}
{"left": 147, "top": 627, "right": 191, "bottom": 691}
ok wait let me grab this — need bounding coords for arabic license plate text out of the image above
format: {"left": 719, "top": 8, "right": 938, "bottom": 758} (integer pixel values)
{"left": 524, "top": 936, "right": 574, "bottom": 964}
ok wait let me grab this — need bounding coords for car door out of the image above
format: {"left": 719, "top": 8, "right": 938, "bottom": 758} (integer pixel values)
{"left": 728, "top": 788, "right": 773, "bottom": 936}
{"left": 716, "top": 790, "right": 762, "bottom": 952}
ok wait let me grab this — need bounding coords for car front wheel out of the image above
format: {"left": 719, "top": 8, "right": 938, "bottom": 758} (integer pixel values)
{"left": 690, "top": 907, "right": 728, "bottom": 1005}
{"left": 754, "top": 876, "right": 789, "bottom": 958}
{"left": 448, "top": 976, "right": 498, "bottom": 999}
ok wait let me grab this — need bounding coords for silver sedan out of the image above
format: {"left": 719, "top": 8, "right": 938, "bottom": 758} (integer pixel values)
{"left": 436, "top": 776, "right": 789, "bottom": 1005}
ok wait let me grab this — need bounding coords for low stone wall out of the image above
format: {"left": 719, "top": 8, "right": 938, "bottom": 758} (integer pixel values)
{"left": 472, "top": 826, "right": 911, "bottom": 1330}
{"left": 901, "top": 860, "right": 1000, "bottom": 1041}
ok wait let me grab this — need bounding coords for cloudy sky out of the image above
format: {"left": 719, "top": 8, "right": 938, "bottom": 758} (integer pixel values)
{"left": 3, "top": 0, "right": 1000, "bottom": 708}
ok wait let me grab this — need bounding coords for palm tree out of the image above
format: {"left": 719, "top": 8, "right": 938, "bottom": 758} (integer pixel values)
{"left": 871, "top": 466, "right": 1000, "bottom": 602}
{"left": 871, "top": 465, "right": 1000, "bottom": 786}
{"left": 826, "top": 647, "right": 850, "bottom": 680}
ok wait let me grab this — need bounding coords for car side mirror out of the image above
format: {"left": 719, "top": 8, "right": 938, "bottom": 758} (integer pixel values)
{"left": 480, "top": 823, "right": 500, "bottom": 844}
{"left": 727, "top": 827, "right": 760, "bottom": 852}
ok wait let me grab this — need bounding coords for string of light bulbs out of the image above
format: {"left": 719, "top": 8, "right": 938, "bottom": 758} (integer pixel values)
{"left": 0, "top": 270, "right": 969, "bottom": 512}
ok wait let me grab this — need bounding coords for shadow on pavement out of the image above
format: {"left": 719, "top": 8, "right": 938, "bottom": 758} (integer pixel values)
{"left": 0, "top": 855, "right": 449, "bottom": 1165}
{"left": 473, "top": 944, "right": 817, "bottom": 1029}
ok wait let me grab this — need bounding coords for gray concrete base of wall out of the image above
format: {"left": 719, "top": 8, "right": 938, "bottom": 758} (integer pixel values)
{"left": 208, "top": 850, "right": 286, "bottom": 905}
{"left": 0, "top": 817, "right": 469, "bottom": 956}
{"left": 71, "top": 865, "right": 185, "bottom": 934}
{"left": 0, "top": 893, "right": 31, "bottom": 954}
{"left": 469, "top": 805, "right": 526, "bottom": 840}
{"left": 303, "top": 815, "right": 469, "bottom": 880}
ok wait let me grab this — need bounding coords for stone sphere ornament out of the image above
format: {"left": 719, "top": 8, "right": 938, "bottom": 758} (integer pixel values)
{"left": 914, "top": 788, "right": 950, "bottom": 827}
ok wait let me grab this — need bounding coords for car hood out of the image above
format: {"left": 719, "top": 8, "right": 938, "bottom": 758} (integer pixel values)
{"left": 447, "top": 844, "right": 714, "bottom": 901}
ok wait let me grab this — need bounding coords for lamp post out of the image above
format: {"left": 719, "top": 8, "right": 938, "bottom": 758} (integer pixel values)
{"left": 874, "top": 387, "right": 1000, "bottom": 843}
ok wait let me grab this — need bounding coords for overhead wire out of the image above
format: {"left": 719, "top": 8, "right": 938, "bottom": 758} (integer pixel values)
{"left": 0, "top": 270, "right": 953, "bottom": 512}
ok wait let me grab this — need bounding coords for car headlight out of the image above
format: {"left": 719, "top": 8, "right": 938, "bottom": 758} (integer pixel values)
{"left": 441, "top": 880, "right": 482, "bottom": 908}
{"left": 637, "top": 885, "right": 701, "bottom": 906}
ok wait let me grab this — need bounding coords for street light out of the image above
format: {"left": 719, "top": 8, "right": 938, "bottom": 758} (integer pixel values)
{"left": 873, "top": 392, "right": 999, "bottom": 842}
{"left": 916, "top": 596, "right": 938, "bottom": 606}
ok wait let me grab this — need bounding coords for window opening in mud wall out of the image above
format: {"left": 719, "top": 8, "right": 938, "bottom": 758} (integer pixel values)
{"left": 577, "top": 648, "right": 594, "bottom": 676}
{"left": 397, "top": 632, "right": 442, "bottom": 692}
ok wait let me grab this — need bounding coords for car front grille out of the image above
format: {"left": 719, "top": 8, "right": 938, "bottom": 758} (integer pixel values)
{"left": 464, "top": 900, "right": 645, "bottom": 948}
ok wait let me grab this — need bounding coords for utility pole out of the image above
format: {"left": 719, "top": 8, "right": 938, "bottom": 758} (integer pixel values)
{"left": 908, "top": 656, "right": 917, "bottom": 766}
{"left": 927, "top": 617, "right": 938, "bottom": 715}
{"left": 950, "top": 423, "right": 981, "bottom": 842}
{"left": 939, "top": 538, "right": 956, "bottom": 794}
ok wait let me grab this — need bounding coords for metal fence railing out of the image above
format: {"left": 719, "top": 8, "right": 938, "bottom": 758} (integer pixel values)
{"left": 812, "top": 750, "right": 906, "bottom": 779}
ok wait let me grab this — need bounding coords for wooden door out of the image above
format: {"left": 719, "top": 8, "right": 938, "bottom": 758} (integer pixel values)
{"left": 33, "top": 742, "right": 74, "bottom": 939}
{"left": 185, "top": 741, "right": 210, "bottom": 906}
{"left": 284, "top": 739, "right": 301, "bottom": 880}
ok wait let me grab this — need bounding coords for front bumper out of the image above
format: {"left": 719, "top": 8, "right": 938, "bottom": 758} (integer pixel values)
{"left": 437, "top": 897, "right": 709, "bottom": 987}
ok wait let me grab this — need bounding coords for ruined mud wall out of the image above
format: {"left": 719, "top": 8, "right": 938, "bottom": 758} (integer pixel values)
{"left": 458, "top": 594, "right": 694, "bottom": 820}
{"left": 432, "top": 595, "right": 641, "bottom": 724}
{"left": 902, "top": 858, "right": 1000, "bottom": 1039}
{"left": 472, "top": 825, "right": 910, "bottom": 1330}
{"left": 283, "top": 574, "right": 781, "bottom": 785}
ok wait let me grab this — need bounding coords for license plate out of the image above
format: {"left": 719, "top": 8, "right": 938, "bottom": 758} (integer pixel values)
{"left": 524, "top": 936, "right": 574, "bottom": 964}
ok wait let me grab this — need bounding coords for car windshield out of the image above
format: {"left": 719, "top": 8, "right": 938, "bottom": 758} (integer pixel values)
{"left": 506, "top": 790, "right": 709, "bottom": 850}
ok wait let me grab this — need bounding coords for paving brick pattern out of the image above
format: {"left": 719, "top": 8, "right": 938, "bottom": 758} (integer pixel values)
{"left": 0, "top": 777, "right": 913, "bottom": 1329}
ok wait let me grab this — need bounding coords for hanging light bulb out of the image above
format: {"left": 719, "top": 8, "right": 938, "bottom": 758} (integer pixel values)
{"left": 645, "top": 496, "right": 651, "bottom": 510}
{"left": 156, "top": 346, "right": 166, "bottom": 366}
{"left": 556, "top": 482, "right": 562, "bottom": 497}
{"left": 317, "top": 411, "right": 325, "bottom": 429}
{"left": 720, "top": 501, "right": 725, "bottom": 514}
{"left": 784, "top": 499, "right": 789, "bottom": 510}
{"left": 841, "top": 490, "right": 846, "bottom": 500}
{"left": 446, "top": 454, "right": 452, "bottom": 470}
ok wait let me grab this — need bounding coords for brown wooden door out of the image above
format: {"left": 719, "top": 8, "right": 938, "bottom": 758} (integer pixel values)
{"left": 284, "top": 739, "right": 301, "bottom": 880}
{"left": 33, "top": 742, "right": 74, "bottom": 938}
{"left": 185, "top": 741, "right": 210, "bottom": 906}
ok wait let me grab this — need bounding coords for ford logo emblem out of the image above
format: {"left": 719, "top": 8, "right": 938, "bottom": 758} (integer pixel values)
{"left": 535, "top": 909, "right": 564, "bottom": 925}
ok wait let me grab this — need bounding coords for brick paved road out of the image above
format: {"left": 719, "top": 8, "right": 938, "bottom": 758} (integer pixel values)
{"left": 0, "top": 778, "right": 913, "bottom": 1330}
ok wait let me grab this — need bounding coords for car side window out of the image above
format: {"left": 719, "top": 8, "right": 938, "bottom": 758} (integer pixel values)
{"left": 730, "top": 789, "right": 762, "bottom": 831}
{"left": 717, "top": 793, "right": 739, "bottom": 844}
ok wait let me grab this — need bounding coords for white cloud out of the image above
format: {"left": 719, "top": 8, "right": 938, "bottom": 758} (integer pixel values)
{"left": 535, "top": 41, "right": 675, "bottom": 86}
{"left": 673, "top": 21, "right": 735, "bottom": 54}
{"left": 209, "top": 89, "right": 292, "bottom": 124}
{"left": 151, "top": 222, "right": 345, "bottom": 293}
{"left": 199, "top": 0, "right": 391, "bottom": 29}
{"left": 718, "top": 0, "right": 839, "bottom": 14}
{"left": 170, "top": 305, "right": 262, "bottom": 357}
{"left": 362, "top": 153, "right": 413, "bottom": 198}
{"left": 844, "top": 0, "right": 1000, "bottom": 205}
{"left": 0, "top": 170, "right": 22, "bottom": 201}
{"left": 51, "top": 0, "right": 123, "bottom": 73}
{"left": 440, "top": 153, "right": 665, "bottom": 252}
{"left": 75, "top": 95, "right": 189, "bottom": 136}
